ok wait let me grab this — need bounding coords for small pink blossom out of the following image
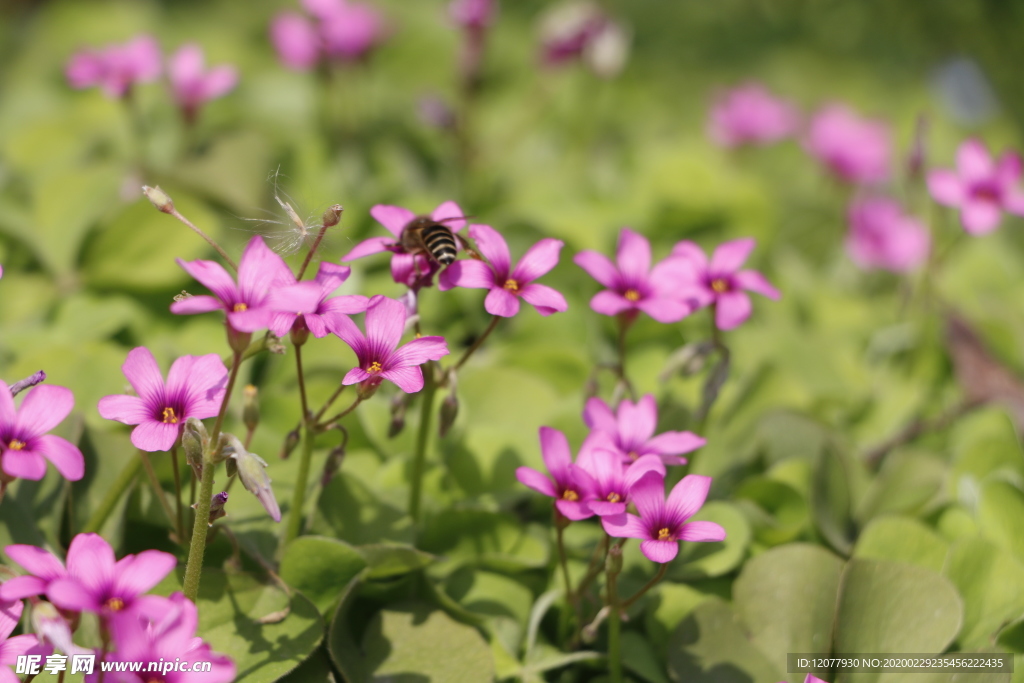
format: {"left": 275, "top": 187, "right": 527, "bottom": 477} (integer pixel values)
{"left": 439, "top": 225, "right": 567, "bottom": 317}
{"left": 267, "top": 262, "right": 369, "bottom": 338}
{"left": 708, "top": 83, "right": 800, "bottom": 148}
{"left": 450, "top": 0, "right": 497, "bottom": 29}
{"left": 270, "top": 12, "right": 321, "bottom": 71}
{"left": 574, "top": 228, "right": 693, "bottom": 323}
{"left": 172, "top": 236, "right": 296, "bottom": 333}
{"left": 342, "top": 201, "right": 468, "bottom": 288}
{"left": 602, "top": 471, "right": 726, "bottom": 563}
{"left": 669, "top": 238, "right": 780, "bottom": 330}
{"left": 805, "top": 104, "right": 891, "bottom": 185}
{"left": 576, "top": 450, "right": 664, "bottom": 517}
{"left": 168, "top": 44, "right": 238, "bottom": 124}
{"left": 845, "top": 198, "right": 930, "bottom": 272}
{"left": 0, "top": 381, "right": 83, "bottom": 483}
{"left": 582, "top": 394, "right": 705, "bottom": 466}
{"left": 538, "top": 2, "right": 607, "bottom": 66}
{"left": 0, "top": 543, "right": 68, "bottom": 602}
{"left": 515, "top": 427, "right": 597, "bottom": 521}
{"left": 927, "top": 138, "right": 1024, "bottom": 235}
{"left": 0, "top": 599, "right": 48, "bottom": 681}
{"left": 66, "top": 35, "right": 161, "bottom": 99}
{"left": 269, "top": 0, "right": 386, "bottom": 70}
{"left": 98, "top": 348, "right": 228, "bottom": 452}
{"left": 327, "top": 295, "right": 449, "bottom": 393}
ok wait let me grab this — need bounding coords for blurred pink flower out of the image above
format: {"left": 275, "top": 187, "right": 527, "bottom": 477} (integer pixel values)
{"left": 270, "top": 0, "right": 386, "bottom": 70}
{"left": 168, "top": 44, "right": 238, "bottom": 124}
{"left": 320, "top": 1, "right": 385, "bottom": 60}
{"left": 670, "top": 238, "right": 780, "bottom": 330}
{"left": 0, "top": 381, "right": 83, "bottom": 483}
{"left": 574, "top": 228, "right": 693, "bottom": 323}
{"left": 845, "top": 198, "right": 930, "bottom": 272}
{"left": 98, "top": 347, "right": 227, "bottom": 453}
{"left": 66, "top": 35, "right": 161, "bottom": 99}
{"left": 602, "top": 471, "right": 726, "bottom": 563}
{"left": 708, "top": 83, "right": 800, "bottom": 148}
{"left": 270, "top": 12, "right": 320, "bottom": 71}
{"left": 0, "top": 599, "right": 48, "bottom": 680}
{"left": 342, "top": 201, "right": 467, "bottom": 288}
{"left": 327, "top": 295, "right": 448, "bottom": 393}
{"left": 267, "top": 262, "right": 368, "bottom": 338}
{"left": 576, "top": 450, "right": 664, "bottom": 517}
{"left": 0, "top": 542, "right": 68, "bottom": 601}
{"left": 450, "top": 0, "right": 497, "bottom": 29}
{"left": 439, "top": 225, "right": 568, "bottom": 317}
{"left": 805, "top": 104, "right": 891, "bottom": 184}
{"left": 539, "top": 1, "right": 607, "bottom": 66}
{"left": 927, "top": 139, "right": 1024, "bottom": 235}
{"left": 516, "top": 427, "right": 597, "bottom": 521}
{"left": 582, "top": 394, "right": 704, "bottom": 466}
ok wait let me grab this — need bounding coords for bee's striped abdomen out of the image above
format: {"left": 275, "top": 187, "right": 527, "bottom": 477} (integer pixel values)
{"left": 422, "top": 224, "right": 458, "bottom": 265}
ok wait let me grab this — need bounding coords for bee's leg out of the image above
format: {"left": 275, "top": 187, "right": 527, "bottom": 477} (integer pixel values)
{"left": 455, "top": 233, "right": 482, "bottom": 260}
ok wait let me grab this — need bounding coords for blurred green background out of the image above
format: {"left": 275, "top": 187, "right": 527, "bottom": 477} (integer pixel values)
{"left": 3, "top": 1, "right": 1024, "bottom": 682}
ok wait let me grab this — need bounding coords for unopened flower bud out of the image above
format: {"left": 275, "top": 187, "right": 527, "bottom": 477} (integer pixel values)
{"left": 222, "top": 433, "right": 281, "bottom": 522}
{"left": 9, "top": 370, "right": 46, "bottom": 397}
{"left": 357, "top": 379, "right": 380, "bottom": 401}
{"left": 243, "top": 385, "right": 260, "bottom": 432}
{"left": 438, "top": 392, "right": 459, "bottom": 438}
{"left": 183, "top": 417, "right": 208, "bottom": 478}
{"left": 31, "top": 601, "right": 79, "bottom": 655}
{"left": 227, "top": 325, "right": 252, "bottom": 355}
{"left": 321, "top": 444, "right": 346, "bottom": 487}
{"left": 605, "top": 542, "right": 623, "bottom": 576}
{"left": 322, "top": 204, "right": 343, "bottom": 228}
{"left": 290, "top": 316, "right": 310, "bottom": 347}
{"left": 388, "top": 393, "right": 409, "bottom": 438}
{"left": 279, "top": 428, "right": 300, "bottom": 459}
{"left": 142, "top": 185, "right": 174, "bottom": 214}
{"left": 209, "top": 491, "right": 228, "bottom": 524}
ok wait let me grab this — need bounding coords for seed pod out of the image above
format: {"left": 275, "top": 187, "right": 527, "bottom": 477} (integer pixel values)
{"left": 438, "top": 392, "right": 459, "bottom": 438}
{"left": 222, "top": 434, "right": 281, "bottom": 523}
{"left": 182, "top": 417, "right": 208, "bottom": 478}
{"left": 142, "top": 185, "right": 174, "bottom": 213}
{"left": 279, "top": 428, "right": 300, "bottom": 459}
{"left": 388, "top": 393, "right": 409, "bottom": 438}
{"left": 322, "top": 204, "right": 343, "bottom": 228}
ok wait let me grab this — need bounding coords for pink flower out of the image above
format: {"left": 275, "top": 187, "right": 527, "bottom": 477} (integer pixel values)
{"left": 0, "top": 543, "right": 68, "bottom": 601}
{"left": 171, "top": 236, "right": 295, "bottom": 332}
{"left": 98, "top": 348, "right": 228, "bottom": 452}
{"left": 515, "top": 427, "right": 597, "bottom": 521}
{"left": 450, "top": 0, "right": 497, "bottom": 29}
{"left": 42, "top": 534, "right": 176, "bottom": 627}
{"left": 270, "top": 12, "right": 320, "bottom": 71}
{"left": 66, "top": 35, "right": 161, "bottom": 99}
{"left": 845, "top": 198, "right": 930, "bottom": 272}
{"left": 669, "top": 238, "right": 780, "bottom": 330}
{"left": 267, "top": 262, "right": 369, "bottom": 338}
{"left": 168, "top": 44, "right": 238, "bottom": 124}
{"left": 927, "top": 139, "right": 1024, "bottom": 235}
{"left": 538, "top": 2, "right": 608, "bottom": 66}
{"left": 439, "top": 225, "right": 568, "bottom": 317}
{"left": 602, "top": 471, "right": 726, "bottom": 563}
{"left": 582, "top": 394, "right": 705, "bottom": 466}
{"left": 105, "top": 593, "right": 234, "bottom": 683}
{"left": 708, "top": 83, "right": 800, "bottom": 148}
{"left": 0, "top": 381, "right": 83, "bottom": 483}
{"left": 320, "top": 1, "right": 386, "bottom": 61}
{"left": 574, "top": 228, "right": 693, "bottom": 323}
{"left": 327, "top": 295, "right": 449, "bottom": 393}
{"left": 805, "top": 104, "right": 891, "bottom": 185}
{"left": 576, "top": 450, "right": 664, "bottom": 517}
{"left": 342, "top": 201, "right": 468, "bottom": 288}
{"left": 0, "top": 599, "right": 48, "bottom": 681}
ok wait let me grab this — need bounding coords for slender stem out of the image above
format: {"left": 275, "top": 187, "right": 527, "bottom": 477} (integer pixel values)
{"left": 313, "top": 382, "right": 347, "bottom": 423}
{"left": 620, "top": 563, "right": 668, "bottom": 610}
{"left": 295, "top": 345, "right": 310, "bottom": 421}
{"left": 606, "top": 570, "right": 622, "bottom": 683}
{"left": 576, "top": 535, "right": 610, "bottom": 597}
{"left": 318, "top": 396, "right": 363, "bottom": 429}
{"left": 183, "top": 351, "right": 242, "bottom": 603}
{"left": 138, "top": 449, "right": 178, "bottom": 539}
{"left": 170, "top": 445, "right": 185, "bottom": 543}
{"left": 168, "top": 208, "right": 237, "bottom": 272}
{"left": 284, "top": 423, "right": 314, "bottom": 546}
{"left": 297, "top": 223, "right": 331, "bottom": 280}
{"left": 453, "top": 315, "right": 501, "bottom": 372}
{"left": 408, "top": 363, "right": 438, "bottom": 523}
{"left": 556, "top": 521, "right": 582, "bottom": 642}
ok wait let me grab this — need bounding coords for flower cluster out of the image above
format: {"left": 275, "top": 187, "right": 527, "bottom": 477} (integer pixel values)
{"left": 271, "top": 0, "right": 387, "bottom": 70}
{"left": 0, "top": 534, "right": 234, "bottom": 681}
{"left": 0, "top": 380, "right": 84, "bottom": 485}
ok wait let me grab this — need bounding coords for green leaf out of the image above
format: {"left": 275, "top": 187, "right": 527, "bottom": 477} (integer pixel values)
{"left": 667, "top": 598, "right": 783, "bottom": 683}
{"left": 944, "top": 537, "right": 1024, "bottom": 650}
{"left": 673, "top": 501, "right": 751, "bottom": 579}
{"left": 360, "top": 543, "right": 435, "bottom": 580}
{"left": 279, "top": 536, "right": 367, "bottom": 616}
{"left": 276, "top": 646, "right": 337, "bottom": 683}
{"left": 978, "top": 480, "right": 1024, "bottom": 563}
{"left": 622, "top": 631, "right": 670, "bottom": 683}
{"left": 733, "top": 543, "right": 845, "bottom": 681}
{"left": 734, "top": 476, "right": 808, "bottom": 546}
{"left": 643, "top": 582, "right": 711, "bottom": 657}
{"left": 854, "top": 515, "right": 949, "bottom": 573}
{"left": 834, "top": 559, "right": 963, "bottom": 683}
{"left": 855, "top": 451, "right": 947, "bottom": 522}
{"left": 311, "top": 471, "right": 413, "bottom": 545}
{"left": 419, "top": 508, "right": 550, "bottom": 572}
{"left": 811, "top": 443, "right": 859, "bottom": 555}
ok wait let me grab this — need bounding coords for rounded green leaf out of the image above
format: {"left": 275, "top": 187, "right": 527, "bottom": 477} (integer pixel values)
{"left": 673, "top": 501, "right": 751, "bottom": 579}
{"left": 944, "top": 537, "right": 1024, "bottom": 650}
{"left": 854, "top": 515, "right": 949, "bottom": 573}
{"left": 419, "top": 508, "right": 550, "bottom": 572}
{"left": 279, "top": 536, "right": 367, "bottom": 616}
{"left": 977, "top": 480, "right": 1024, "bottom": 563}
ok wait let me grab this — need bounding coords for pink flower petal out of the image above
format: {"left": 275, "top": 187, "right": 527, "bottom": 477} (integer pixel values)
{"left": 512, "top": 238, "right": 563, "bottom": 283}
{"left": 667, "top": 474, "right": 713, "bottom": 523}
{"left": 370, "top": 205, "right": 416, "bottom": 238}
{"left": 518, "top": 284, "right": 568, "bottom": 315}
{"left": 381, "top": 366, "right": 424, "bottom": 393}
{"left": 710, "top": 238, "right": 755, "bottom": 273}
{"left": 615, "top": 228, "right": 651, "bottom": 282}
{"left": 268, "top": 281, "right": 324, "bottom": 317}
{"left": 484, "top": 287, "right": 521, "bottom": 317}
{"left": 201, "top": 65, "right": 238, "bottom": 101}
{"left": 927, "top": 170, "right": 964, "bottom": 206}
{"left": 0, "top": 576, "right": 48, "bottom": 601}
{"left": 574, "top": 250, "right": 619, "bottom": 288}
{"left": 342, "top": 236, "right": 396, "bottom": 262}
{"left": 0, "top": 601, "right": 21, "bottom": 643}
{"left": 468, "top": 224, "right": 511, "bottom": 276}
{"left": 120, "top": 347, "right": 166, "bottom": 406}
{"left": 0, "top": 383, "right": 14, "bottom": 433}
{"left": 555, "top": 499, "right": 594, "bottom": 521}
{"left": 66, "top": 533, "right": 116, "bottom": 591}
{"left": 645, "top": 431, "right": 705, "bottom": 456}
{"left": 34, "top": 435, "right": 84, "bottom": 481}
{"left": 271, "top": 12, "right": 321, "bottom": 71}
{"left": 618, "top": 395, "right": 657, "bottom": 449}
{"left": 678, "top": 520, "right": 727, "bottom": 542}
{"left": 516, "top": 466, "right": 556, "bottom": 497}
{"left": 15, "top": 385, "right": 73, "bottom": 438}
{"left": 601, "top": 512, "right": 647, "bottom": 539}
{"left": 314, "top": 261, "right": 351, "bottom": 293}
{"left": 227, "top": 307, "right": 273, "bottom": 333}
{"left": 326, "top": 312, "right": 365, "bottom": 352}
{"left": 961, "top": 199, "right": 1002, "bottom": 235}
{"left": 113, "top": 550, "right": 177, "bottom": 598}
{"left": 388, "top": 336, "right": 449, "bottom": 368}
{"left": 628, "top": 470, "right": 665, "bottom": 521}
{"left": 0, "top": 634, "right": 41, "bottom": 666}
{"left": 539, "top": 427, "right": 573, "bottom": 479}
{"left": 639, "top": 539, "right": 679, "bottom": 563}
{"left": 670, "top": 240, "right": 709, "bottom": 269}
{"left": 439, "top": 259, "right": 494, "bottom": 291}
{"left": 583, "top": 397, "right": 616, "bottom": 433}
{"left": 2, "top": 448, "right": 46, "bottom": 480}
{"left": 319, "top": 294, "right": 369, "bottom": 316}
{"left": 46, "top": 578, "right": 101, "bottom": 613}
{"left": 170, "top": 295, "right": 223, "bottom": 315}
{"left": 636, "top": 296, "right": 691, "bottom": 323}
{"left": 957, "top": 139, "right": 993, "bottom": 182}
{"left": 4, "top": 545, "right": 64, "bottom": 580}
{"left": 624, "top": 455, "right": 666, "bottom": 488}
{"left": 175, "top": 258, "right": 237, "bottom": 305}
{"left": 431, "top": 201, "right": 466, "bottom": 232}
{"left": 343, "top": 367, "right": 371, "bottom": 385}
{"left": 390, "top": 252, "right": 419, "bottom": 286}
{"left": 131, "top": 421, "right": 180, "bottom": 452}
{"left": 98, "top": 395, "right": 150, "bottom": 426}
{"left": 715, "top": 291, "right": 752, "bottom": 330}
{"left": 734, "top": 270, "right": 780, "bottom": 299}
{"left": 237, "top": 236, "right": 293, "bottom": 303}
{"left": 590, "top": 290, "right": 634, "bottom": 316}
{"left": 365, "top": 296, "right": 406, "bottom": 355}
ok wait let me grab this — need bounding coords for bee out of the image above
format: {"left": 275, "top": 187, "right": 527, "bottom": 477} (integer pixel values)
{"left": 400, "top": 215, "right": 469, "bottom": 267}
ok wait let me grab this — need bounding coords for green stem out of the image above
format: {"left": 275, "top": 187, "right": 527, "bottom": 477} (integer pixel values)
{"left": 620, "top": 562, "right": 668, "bottom": 610}
{"left": 453, "top": 315, "right": 500, "bottom": 371}
{"left": 556, "top": 520, "right": 582, "bottom": 642}
{"left": 607, "top": 569, "right": 622, "bottom": 683}
{"left": 408, "top": 363, "right": 438, "bottom": 523}
{"left": 83, "top": 456, "right": 141, "bottom": 533}
{"left": 183, "top": 351, "right": 242, "bottom": 603}
{"left": 313, "top": 382, "right": 347, "bottom": 423}
{"left": 170, "top": 445, "right": 185, "bottom": 543}
{"left": 297, "top": 222, "right": 331, "bottom": 281}
{"left": 138, "top": 449, "right": 178, "bottom": 539}
{"left": 317, "top": 395, "right": 363, "bottom": 430}
{"left": 295, "top": 344, "right": 310, "bottom": 421}
{"left": 284, "top": 423, "right": 314, "bottom": 546}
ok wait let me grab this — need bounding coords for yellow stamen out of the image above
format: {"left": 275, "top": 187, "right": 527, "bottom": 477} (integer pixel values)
{"left": 8, "top": 440, "right": 25, "bottom": 451}
{"left": 368, "top": 361, "right": 383, "bottom": 374}
{"left": 233, "top": 302, "right": 248, "bottom": 312}
{"left": 503, "top": 279, "right": 519, "bottom": 292}
{"left": 657, "top": 527, "right": 672, "bottom": 541}
{"left": 607, "top": 492, "right": 621, "bottom": 503}
{"left": 624, "top": 289, "right": 640, "bottom": 302}
{"left": 710, "top": 279, "right": 728, "bottom": 294}
{"left": 105, "top": 597, "right": 125, "bottom": 611}
{"left": 562, "top": 490, "right": 579, "bottom": 502}
{"left": 162, "top": 407, "right": 178, "bottom": 424}
{"left": 627, "top": 451, "right": 638, "bottom": 461}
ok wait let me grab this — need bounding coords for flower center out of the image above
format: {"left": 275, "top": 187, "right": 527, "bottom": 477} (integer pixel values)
{"left": 606, "top": 492, "right": 621, "bottom": 503}
{"left": 624, "top": 289, "right": 640, "bottom": 302}
{"left": 657, "top": 527, "right": 672, "bottom": 541}
{"left": 503, "top": 279, "right": 520, "bottom": 292}
{"left": 162, "top": 407, "right": 179, "bottom": 424}
{"left": 233, "top": 303, "right": 248, "bottom": 312}
{"left": 562, "top": 489, "right": 579, "bottom": 502}
{"left": 105, "top": 597, "right": 125, "bottom": 611}
{"left": 368, "top": 361, "right": 383, "bottom": 374}
{"left": 627, "top": 451, "right": 638, "bottom": 461}
{"left": 8, "top": 439, "right": 25, "bottom": 451}
{"left": 711, "top": 278, "right": 729, "bottom": 294}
